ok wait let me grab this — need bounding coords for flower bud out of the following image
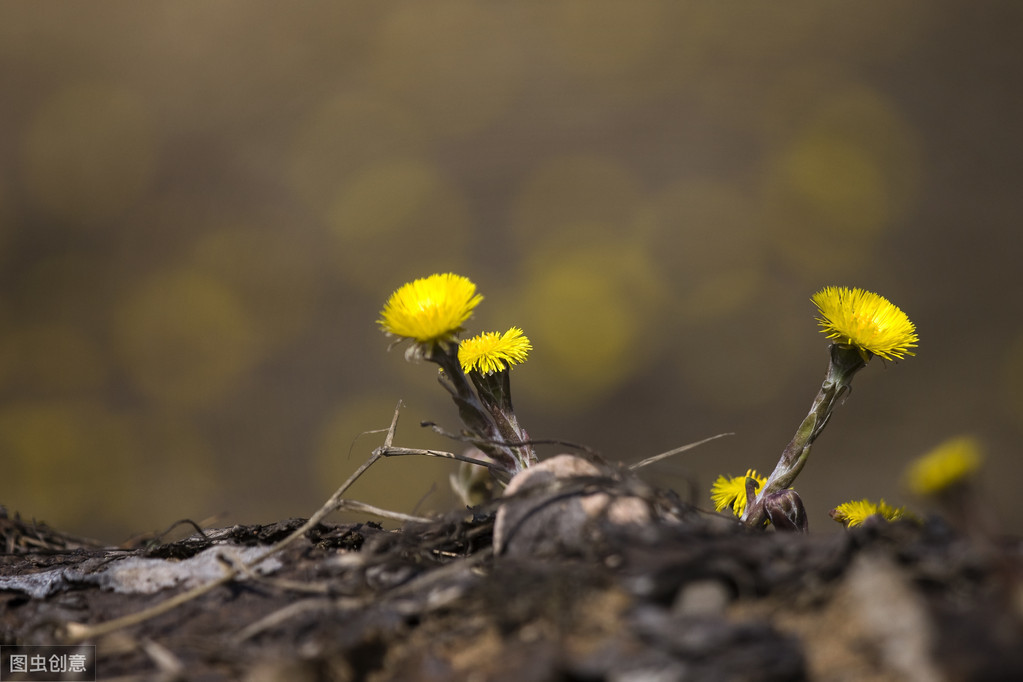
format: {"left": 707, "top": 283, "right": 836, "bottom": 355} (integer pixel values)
{"left": 763, "top": 489, "right": 808, "bottom": 533}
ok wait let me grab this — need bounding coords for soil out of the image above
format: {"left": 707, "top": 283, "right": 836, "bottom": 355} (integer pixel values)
{"left": 2, "top": 474, "right": 1022, "bottom": 682}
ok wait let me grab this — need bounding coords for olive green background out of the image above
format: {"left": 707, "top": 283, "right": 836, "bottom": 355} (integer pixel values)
{"left": 1, "top": 1, "right": 1021, "bottom": 541}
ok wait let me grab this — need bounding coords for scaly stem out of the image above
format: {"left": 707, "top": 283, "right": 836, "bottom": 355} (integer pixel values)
{"left": 470, "top": 368, "right": 537, "bottom": 470}
{"left": 743, "top": 344, "right": 867, "bottom": 528}
{"left": 427, "top": 344, "right": 521, "bottom": 475}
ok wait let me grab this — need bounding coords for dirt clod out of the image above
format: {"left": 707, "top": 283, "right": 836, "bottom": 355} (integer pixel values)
{"left": 2, "top": 488, "right": 1021, "bottom": 680}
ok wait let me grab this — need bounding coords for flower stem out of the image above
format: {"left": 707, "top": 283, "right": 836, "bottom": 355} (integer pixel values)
{"left": 469, "top": 369, "right": 537, "bottom": 470}
{"left": 427, "top": 344, "right": 521, "bottom": 476}
{"left": 742, "top": 344, "right": 867, "bottom": 528}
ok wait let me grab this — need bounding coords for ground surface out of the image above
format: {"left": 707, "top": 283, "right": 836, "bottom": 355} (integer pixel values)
{"left": 2, "top": 481, "right": 1022, "bottom": 682}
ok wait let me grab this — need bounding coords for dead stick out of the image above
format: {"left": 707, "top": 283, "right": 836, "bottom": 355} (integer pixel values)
{"left": 629, "top": 433, "right": 734, "bottom": 470}
{"left": 64, "top": 402, "right": 406, "bottom": 643}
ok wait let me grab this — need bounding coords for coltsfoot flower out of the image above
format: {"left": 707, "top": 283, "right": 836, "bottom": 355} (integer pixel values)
{"left": 812, "top": 286, "right": 918, "bottom": 361}
{"left": 378, "top": 273, "right": 483, "bottom": 346}
{"left": 459, "top": 327, "right": 532, "bottom": 375}
{"left": 906, "top": 436, "right": 982, "bottom": 496}
{"left": 711, "top": 469, "right": 767, "bottom": 517}
{"left": 830, "top": 498, "right": 910, "bottom": 528}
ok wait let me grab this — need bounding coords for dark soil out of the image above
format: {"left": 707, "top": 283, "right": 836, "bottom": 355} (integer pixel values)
{"left": 2, "top": 488, "right": 1022, "bottom": 682}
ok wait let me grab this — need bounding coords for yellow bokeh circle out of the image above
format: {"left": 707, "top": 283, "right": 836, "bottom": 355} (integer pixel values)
{"left": 190, "top": 227, "right": 321, "bottom": 354}
{"left": 326, "top": 158, "right": 471, "bottom": 291}
{"left": 761, "top": 85, "right": 920, "bottom": 276}
{"left": 0, "top": 402, "right": 138, "bottom": 532}
{"left": 512, "top": 233, "right": 664, "bottom": 410}
{"left": 113, "top": 269, "right": 260, "bottom": 409}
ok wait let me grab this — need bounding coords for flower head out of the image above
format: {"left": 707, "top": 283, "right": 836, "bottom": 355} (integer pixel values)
{"left": 830, "top": 498, "right": 910, "bottom": 528}
{"left": 459, "top": 327, "right": 532, "bottom": 375}
{"left": 812, "top": 286, "right": 918, "bottom": 361}
{"left": 378, "top": 273, "right": 483, "bottom": 345}
{"left": 905, "top": 436, "right": 982, "bottom": 497}
{"left": 711, "top": 469, "right": 767, "bottom": 517}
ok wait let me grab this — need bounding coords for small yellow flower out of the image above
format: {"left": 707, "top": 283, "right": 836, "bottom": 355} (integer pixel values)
{"left": 905, "top": 436, "right": 982, "bottom": 496}
{"left": 812, "top": 286, "right": 918, "bottom": 361}
{"left": 459, "top": 327, "right": 532, "bottom": 375}
{"left": 378, "top": 273, "right": 483, "bottom": 345}
{"left": 830, "top": 498, "right": 909, "bottom": 527}
{"left": 710, "top": 469, "right": 767, "bottom": 517}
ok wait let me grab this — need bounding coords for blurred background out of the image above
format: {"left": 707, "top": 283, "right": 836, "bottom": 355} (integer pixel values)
{"left": 1, "top": 1, "right": 1021, "bottom": 542}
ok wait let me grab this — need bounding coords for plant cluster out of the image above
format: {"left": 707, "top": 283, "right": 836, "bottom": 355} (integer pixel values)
{"left": 727, "top": 286, "right": 920, "bottom": 530}
{"left": 379, "top": 274, "right": 982, "bottom": 532}
{"left": 378, "top": 273, "right": 535, "bottom": 478}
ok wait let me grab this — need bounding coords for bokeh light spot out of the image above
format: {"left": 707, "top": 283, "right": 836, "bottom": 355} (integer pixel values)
{"left": 326, "top": 158, "right": 471, "bottom": 291}
{"left": 0, "top": 402, "right": 139, "bottom": 533}
{"left": 191, "top": 227, "right": 321, "bottom": 354}
{"left": 761, "top": 85, "right": 920, "bottom": 276}
{"left": 113, "top": 269, "right": 260, "bottom": 409}
{"left": 763, "top": 131, "right": 887, "bottom": 275}
{"left": 513, "top": 233, "right": 663, "bottom": 410}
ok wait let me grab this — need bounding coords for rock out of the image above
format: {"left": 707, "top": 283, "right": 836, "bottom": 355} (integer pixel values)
{"left": 493, "top": 454, "right": 651, "bottom": 556}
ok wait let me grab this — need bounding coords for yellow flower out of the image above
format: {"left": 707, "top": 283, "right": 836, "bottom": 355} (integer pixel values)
{"left": 710, "top": 469, "right": 766, "bottom": 517}
{"left": 459, "top": 327, "right": 532, "bottom": 375}
{"left": 830, "top": 498, "right": 909, "bottom": 527}
{"left": 378, "top": 273, "right": 483, "bottom": 344}
{"left": 905, "top": 436, "right": 982, "bottom": 496}
{"left": 811, "top": 286, "right": 918, "bottom": 361}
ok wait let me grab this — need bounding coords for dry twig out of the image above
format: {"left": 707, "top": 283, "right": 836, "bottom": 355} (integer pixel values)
{"left": 64, "top": 402, "right": 408, "bottom": 643}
